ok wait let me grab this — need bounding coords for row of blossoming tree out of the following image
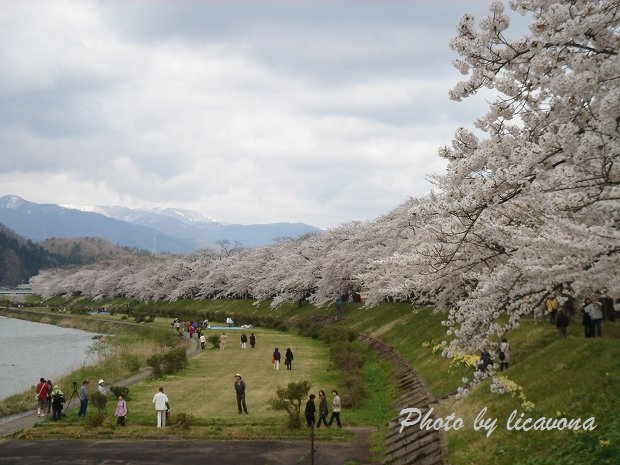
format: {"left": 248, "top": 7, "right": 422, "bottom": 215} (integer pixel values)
{"left": 31, "top": 0, "right": 619, "bottom": 354}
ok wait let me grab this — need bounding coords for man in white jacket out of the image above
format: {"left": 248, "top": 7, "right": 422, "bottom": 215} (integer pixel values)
{"left": 152, "top": 386, "right": 169, "bottom": 428}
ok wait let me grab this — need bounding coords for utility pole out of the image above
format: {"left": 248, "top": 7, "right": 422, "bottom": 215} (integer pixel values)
{"left": 310, "top": 422, "right": 315, "bottom": 465}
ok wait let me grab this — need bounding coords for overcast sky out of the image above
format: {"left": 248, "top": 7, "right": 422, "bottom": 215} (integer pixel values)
{"left": 0, "top": 1, "right": 527, "bottom": 228}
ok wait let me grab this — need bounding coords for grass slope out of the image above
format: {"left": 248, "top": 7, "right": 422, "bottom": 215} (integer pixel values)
{"left": 9, "top": 298, "right": 620, "bottom": 464}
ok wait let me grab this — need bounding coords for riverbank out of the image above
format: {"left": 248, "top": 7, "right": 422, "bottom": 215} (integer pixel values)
{"left": 0, "top": 307, "right": 179, "bottom": 418}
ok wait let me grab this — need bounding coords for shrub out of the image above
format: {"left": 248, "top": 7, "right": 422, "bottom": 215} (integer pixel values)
{"left": 90, "top": 391, "right": 107, "bottom": 411}
{"left": 171, "top": 412, "right": 195, "bottom": 430}
{"left": 147, "top": 353, "right": 164, "bottom": 377}
{"left": 330, "top": 342, "right": 364, "bottom": 371}
{"left": 162, "top": 347, "right": 188, "bottom": 374}
{"left": 147, "top": 347, "right": 188, "bottom": 377}
{"left": 207, "top": 334, "right": 220, "bottom": 349}
{"left": 317, "top": 327, "right": 355, "bottom": 344}
{"left": 268, "top": 380, "right": 311, "bottom": 429}
{"left": 340, "top": 373, "right": 368, "bottom": 408}
{"left": 84, "top": 409, "right": 105, "bottom": 428}
{"left": 109, "top": 385, "right": 130, "bottom": 400}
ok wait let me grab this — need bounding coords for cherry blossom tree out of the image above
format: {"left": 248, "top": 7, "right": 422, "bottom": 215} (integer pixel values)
{"left": 363, "top": 0, "right": 619, "bottom": 352}
{"left": 28, "top": 0, "right": 618, "bottom": 355}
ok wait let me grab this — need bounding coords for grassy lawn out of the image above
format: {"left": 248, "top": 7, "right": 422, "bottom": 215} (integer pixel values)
{"left": 20, "top": 326, "right": 354, "bottom": 441}
{"left": 129, "top": 327, "right": 336, "bottom": 425}
{"left": 7, "top": 297, "right": 619, "bottom": 465}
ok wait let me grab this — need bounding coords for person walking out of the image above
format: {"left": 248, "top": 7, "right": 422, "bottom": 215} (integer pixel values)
{"left": 478, "top": 349, "right": 493, "bottom": 372}
{"left": 46, "top": 380, "right": 53, "bottom": 414}
{"left": 585, "top": 296, "right": 603, "bottom": 337}
{"left": 546, "top": 294, "right": 559, "bottom": 324}
{"left": 199, "top": 334, "right": 206, "bottom": 349}
{"left": 582, "top": 298, "right": 592, "bottom": 337}
{"left": 272, "top": 348, "right": 281, "bottom": 370}
{"left": 305, "top": 394, "right": 316, "bottom": 427}
{"left": 249, "top": 333, "right": 256, "bottom": 348}
{"left": 153, "top": 387, "right": 169, "bottom": 428}
{"left": 316, "top": 390, "right": 329, "bottom": 428}
{"left": 234, "top": 374, "right": 249, "bottom": 414}
{"left": 284, "top": 348, "right": 294, "bottom": 370}
{"left": 499, "top": 338, "right": 510, "bottom": 371}
{"left": 240, "top": 332, "right": 248, "bottom": 349}
{"left": 220, "top": 332, "right": 228, "bottom": 350}
{"left": 50, "top": 385, "right": 65, "bottom": 421}
{"left": 115, "top": 395, "right": 128, "bottom": 426}
{"left": 77, "top": 380, "right": 90, "bottom": 417}
{"left": 35, "top": 378, "right": 49, "bottom": 417}
{"left": 556, "top": 311, "right": 570, "bottom": 339}
{"left": 327, "top": 390, "right": 342, "bottom": 428}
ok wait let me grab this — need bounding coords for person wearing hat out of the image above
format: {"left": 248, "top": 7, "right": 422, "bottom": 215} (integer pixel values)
{"left": 97, "top": 379, "right": 107, "bottom": 396}
{"left": 77, "top": 380, "right": 90, "bottom": 416}
{"left": 234, "top": 374, "right": 248, "bottom": 414}
{"left": 50, "top": 385, "right": 65, "bottom": 421}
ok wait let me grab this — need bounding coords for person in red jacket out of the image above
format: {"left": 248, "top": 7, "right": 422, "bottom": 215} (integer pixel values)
{"left": 35, "top": 377, "right": 50, "bottom": 417}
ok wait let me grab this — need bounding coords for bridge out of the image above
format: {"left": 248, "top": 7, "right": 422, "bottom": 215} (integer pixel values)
{"left": 0, "top": 287, "right": 33, "bottom": 295}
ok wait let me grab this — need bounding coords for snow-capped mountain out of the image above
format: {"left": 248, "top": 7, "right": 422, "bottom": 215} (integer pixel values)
{"left": 61, "top": 204, "right": 221, "bottom": 226}
{"left": 0, "top": 196, "right": 321, "bottom": 252}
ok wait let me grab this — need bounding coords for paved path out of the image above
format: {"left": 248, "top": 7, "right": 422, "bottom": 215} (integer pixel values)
{"left": 0, "top": 430, "right": 374, "bottom": 465}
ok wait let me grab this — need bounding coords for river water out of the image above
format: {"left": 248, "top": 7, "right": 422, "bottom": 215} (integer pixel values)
{"left": 0, "top": 316, "right": 101, "bottom": 400}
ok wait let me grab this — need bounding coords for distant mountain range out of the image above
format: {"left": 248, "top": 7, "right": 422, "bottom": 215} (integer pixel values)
{"left": 0, "top": 195, "right": 321, "bottom": 254}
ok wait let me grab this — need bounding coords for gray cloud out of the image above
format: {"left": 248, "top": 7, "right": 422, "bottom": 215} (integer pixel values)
{"left": 0, "top": 0, "right": 521, "bottom": 228}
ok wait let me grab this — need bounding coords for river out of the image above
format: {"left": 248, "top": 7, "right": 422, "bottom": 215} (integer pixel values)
{"left": 0, "top": 316, "right": 101, "bottom": 400}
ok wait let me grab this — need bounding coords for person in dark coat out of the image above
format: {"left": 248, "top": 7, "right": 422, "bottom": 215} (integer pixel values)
{"left": 50, "top": 385, "right": 65, "bottom": 421}
{"left": 316, "top": 390, "right": 329, "bottom": 428}
{"left": 305, "top": 394, "right": 316, "bottom": 427}
{"left": 581, "top": 298, "right": 592, "bottom": 337}
{"left": 272, "top": 348, "right": 281, "bottom": 370}
{"left": 478, "top": 350, "right": 493, "bottom": 372}
{"left": 234, "top": 374, "right": 248, "bottom": 414}
{"left": 556, "top": 310, "right": 570, "bottom": 338}
{"left": 249, "top": 333, "right": 256, "bottom": 348}
{"left": 284, "top": 348, "right": 294, "bottom": 370}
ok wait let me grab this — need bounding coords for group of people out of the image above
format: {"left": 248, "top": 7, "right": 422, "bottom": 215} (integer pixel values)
{"left": 581, "top": 296, "right": 607, "bottom": 338}
{"left": 305, "top": 389, "right": 343, "bottom": 428}
{"left": 35, "top": 378, "right": 65, "bottom": 421}
{"left": 239, "top": 332, "right": 256, "bottom": 349}
{"left": 271, "top": 347, "right": 294, "bottom": 370}
{"left": 546, "top": 294, "right": 613, "bottom": 338}
{"left": 478, "top": 338, "right": 511, "bottom": 373}
{"left": 35, "top": 377, "right": 114, "bottom": 422}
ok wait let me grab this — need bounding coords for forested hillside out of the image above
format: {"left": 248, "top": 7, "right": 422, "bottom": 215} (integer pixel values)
{"left": 0, "top": 225, "right": 149, "bottom": 287}
{"left": 40, "top": 237, "right": 150, "bottom": 264}
{"left": 0, "top": 224, "right": 60, "bottom": 287}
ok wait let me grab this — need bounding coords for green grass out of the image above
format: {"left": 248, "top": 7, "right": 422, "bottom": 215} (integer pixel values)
{"left": 6, "top": 298, "right": 620, "bottom": 465}
{"left": 21, "top": 326, "right": 355, "bottom": 441}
